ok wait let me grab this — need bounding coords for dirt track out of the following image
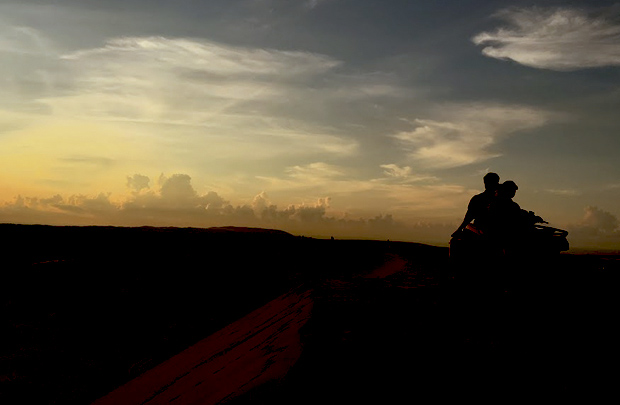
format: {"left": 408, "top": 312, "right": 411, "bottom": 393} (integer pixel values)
{"left": 93, "top": 289, "right": 314, "bottom": 405}
{"left": 91, "top": 248, "right": 423, "bottom": 404}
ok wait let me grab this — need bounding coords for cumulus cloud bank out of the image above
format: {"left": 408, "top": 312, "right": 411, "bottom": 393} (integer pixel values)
{"left": 568, "top": 206, "right": 620, "bottom": 250}
{"left": 1, "top": 173, "right": 455, "bottom": 242}
{"left": 580, "top": 205, "right": 619, "bottom": 233}
{"left": 127, "top": 174, "right": 150, "bottom": 193}
{"left": 473, "top": 7, "right": 620, "bottom": 71}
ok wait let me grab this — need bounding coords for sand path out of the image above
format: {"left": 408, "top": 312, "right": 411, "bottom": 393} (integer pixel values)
{"left": 91, "top": 251, "right": 413, "bottom": 404}
{"left": 361, "top": 253, "right": 409, "bottom": 279}
{"left": 92, "top": 288, "right": 313, "bottom": 405}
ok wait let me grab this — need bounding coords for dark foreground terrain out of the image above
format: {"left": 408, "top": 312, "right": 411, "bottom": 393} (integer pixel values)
{"left": 1, "top": 224, "right": 618, "bottom": 403}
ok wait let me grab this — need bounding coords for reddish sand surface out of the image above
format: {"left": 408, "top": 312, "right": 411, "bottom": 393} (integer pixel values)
{"left": 362, "top": 254, "right": 408, "bottom": 279}
{"left": 93, "top": 289, "right": 313, "bottom": 405}
{"left": 92, "top": 253, "right": 413, "bottom": 405}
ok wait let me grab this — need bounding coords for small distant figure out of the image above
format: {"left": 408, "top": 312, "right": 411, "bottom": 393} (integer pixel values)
{"left": 452, "top": 172, "right": 500, "bottom": 237}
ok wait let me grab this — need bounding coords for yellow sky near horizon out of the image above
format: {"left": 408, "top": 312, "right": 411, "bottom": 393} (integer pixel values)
{"left": 1, "top": 1, "right": 620, "bottom": 250}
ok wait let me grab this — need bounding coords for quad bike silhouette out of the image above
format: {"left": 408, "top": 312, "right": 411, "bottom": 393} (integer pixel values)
{"left": 449, "top": 221, "right": 569, "bottom": 262}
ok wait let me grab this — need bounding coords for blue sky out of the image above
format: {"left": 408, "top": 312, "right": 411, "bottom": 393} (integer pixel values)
{"left": 1, "top": 0, "right": 619, "bottom": 249}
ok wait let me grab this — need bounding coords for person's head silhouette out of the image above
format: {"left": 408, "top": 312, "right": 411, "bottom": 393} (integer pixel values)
{"left": 483, "top": 172, "right": 500, "bottom": 191}
{"left": 498, "top": 180, "right": 518, "bottom": 199}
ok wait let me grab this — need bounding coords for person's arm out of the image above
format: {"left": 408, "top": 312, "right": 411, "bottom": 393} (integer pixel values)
{"left": 521, "top": 209, "right": 547, "bottom": 225}
{"left": 452, "top": 197, "right": 476, "bottom": 236}
{"left": 452, "top": 214, "right": 473, "bottom": 236}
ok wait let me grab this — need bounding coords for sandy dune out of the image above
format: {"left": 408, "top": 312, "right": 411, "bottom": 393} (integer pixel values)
{"left": 92, "top": 250, "right": 415, "bottom": 404}
{"left": 93, "top": 288, "right": 313, "bottom": 405}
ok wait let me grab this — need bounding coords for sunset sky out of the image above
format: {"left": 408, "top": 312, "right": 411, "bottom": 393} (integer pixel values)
{"left": 1, "top": 0, "right": 619, "bottom": 249}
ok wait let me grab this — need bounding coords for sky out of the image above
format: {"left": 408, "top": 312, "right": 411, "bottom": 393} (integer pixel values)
{"left": 1, "top": 0, "right": 619, "bottom": 250}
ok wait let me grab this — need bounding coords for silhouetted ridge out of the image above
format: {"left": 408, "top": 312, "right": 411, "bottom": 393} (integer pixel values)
{"left": 207, "top": 226, "right": 294, "bottom": 237}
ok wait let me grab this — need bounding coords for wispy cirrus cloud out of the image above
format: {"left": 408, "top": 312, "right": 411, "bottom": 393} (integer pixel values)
{"left": 393, "top": 104, "right": 549, "bottom": 169}
{"left": 473, "top": 7, "right": 620, "bottom": 71}
{"left": 285, "top": 162, "right": 346, "bottom": 181}
{"left": 0, "top": 24, "right": 53, "bottom": 55}
{"left": 50, "top": 35, "right": 404, "bottom": 122}
{"left": 32, "top": 35, "right": 412, "bottom": 161}
{"left": 304, "top": 0, "right": 333, "bottom": 10}
{"left": 546, "top": 189, "right": 582, "bottom": 197}
{"left": 379, "top": 164, "right": 437, "bottom": 184}
{"left": 52, "top": 36, "right": 341, "bottom": 124}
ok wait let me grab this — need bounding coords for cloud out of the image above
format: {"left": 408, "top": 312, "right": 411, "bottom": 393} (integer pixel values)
{"left": 64, "top": 193, "right": 117, "bottom": 213}
{"left": 290, "top": 203, "right": 328, "bottom": 223}
{"left": 127, "top": 174, "right": 150, "bottom": 192}
{"left": 53, "top": 36, "right": 340, "bottom": 121}
{"left": 255, "top": 162, "right": 356, "bottom": 195}
{"left": 546, "top": 189, "right": 582, "bottom": 197}
{"left": 3, "top": 192, "right": 119, "bottom": 223}
{"left": 567, "top": 206, "right": 620, "bottom": 250}
{"left": 0, "top": 173, "right": 458, "bottom": 244}
{"left": 0, "top": 173, "right": 325, "bottom": 227}
{"left": 159, "top": 174, "right": 198, "bottom": 205}
{"left": 251, "top": 190, "right": 332, "bottom": 224}
{"left": 1, "top": 174, "right": 240, "bottom": 226}
{"left": 62, "top": 36, "right": 340, "bottom": 80}
{"left": 202, "top": 191, "right": 228, "bottom": 210}
{"left": 381, "top": 164, "right": 412, "bottom": 179}
{"left": 123, "top": 174, "right": 233, "bottom": 215}
{"left": 393, "top": 104, "right": 549, "bottom": 169}
{"left": 0, "top": 25, "right": 53, "bottom": 55}
{"left": 0, "top": 28, "right": 404, "bottom": 194}
{"left": 255, "top": 161, "right": 470, "bottom": 220}
{"left": 379, "top": 164, "right": 436, "bottom": 183}
{"left": 473, "top": 7, "right": 620, "bottom": 71}
{"left": 31, "top": 35, "right": 368, "bottom": 162}
{"left": 252, "top": 191, "right": 271, "bottom": 214}
{"left": 580, "top": 205, "right": 619, "bottom": 233}
{"left": 0, "top": 24, "right": 60, "bottom": 114}
{"left": 304, "top": 0, "right": 332, "bottom": 10}
{"left": 286, "top": 162, "right": 345, "bottom": 181}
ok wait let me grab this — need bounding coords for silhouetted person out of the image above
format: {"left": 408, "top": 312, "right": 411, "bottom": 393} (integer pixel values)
{"left": 452, "top": 172, "right": 500, "bottom": 237}
{"left": 487, "top": 181, "right": 545, "bottom": 254}
{"left": 488, "top": 181, "right": 521, "bottom": 230}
